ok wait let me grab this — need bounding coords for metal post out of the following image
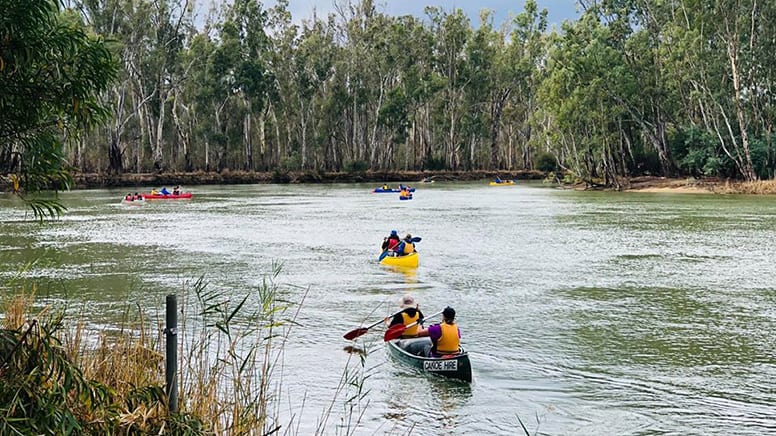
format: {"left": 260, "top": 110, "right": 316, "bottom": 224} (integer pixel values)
{"left": 165, "top": 294, "right": 178, "bottom": 413}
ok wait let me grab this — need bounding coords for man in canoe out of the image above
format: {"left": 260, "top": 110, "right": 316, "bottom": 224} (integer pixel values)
{"left": 381, "top": 230, "right": 401, "bottom": 254}
{"left": 416, "top": 306, "right": 461, "bottom": 357}
{"left": 386, "top": 295, "right": 425, "bottom": 339}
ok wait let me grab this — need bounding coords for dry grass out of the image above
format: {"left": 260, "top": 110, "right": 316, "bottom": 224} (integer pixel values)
{"left": 709, "top": 179, "right": 776, "bottom": 194}
{"left": 2, "top": 266, "right": 379, "bottom": 435}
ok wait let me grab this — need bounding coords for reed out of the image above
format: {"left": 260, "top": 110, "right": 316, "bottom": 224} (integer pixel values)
{"left": 710, "top": 179, "right": 776, "bottom": 195}
{"left": 0, "top": 262, "right": 377, "bottom": 435}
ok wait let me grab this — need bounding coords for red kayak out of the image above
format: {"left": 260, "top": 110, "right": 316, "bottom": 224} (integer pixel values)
{"left": 142, "top": 192, "right": 192, "bottom": 200}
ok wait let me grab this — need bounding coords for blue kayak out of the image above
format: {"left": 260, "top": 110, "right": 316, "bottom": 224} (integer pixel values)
{"left": 373, "top": 187, "right": 416, "bottom": 193}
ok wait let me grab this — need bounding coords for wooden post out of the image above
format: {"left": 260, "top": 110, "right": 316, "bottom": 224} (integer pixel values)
{"left": 165, "top": 294, "right": 178, "bottom": 413}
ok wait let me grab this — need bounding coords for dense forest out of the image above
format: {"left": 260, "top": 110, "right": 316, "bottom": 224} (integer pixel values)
{"left": 3, "top": 0, "right": 776, "bottom": 201}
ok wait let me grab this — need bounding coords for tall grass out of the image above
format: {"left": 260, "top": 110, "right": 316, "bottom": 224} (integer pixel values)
{"left": 710, "top": 179, "right": 776, "bottom": 194}
{"left": 0, "top": 264, "right": 374, "bottom": 435}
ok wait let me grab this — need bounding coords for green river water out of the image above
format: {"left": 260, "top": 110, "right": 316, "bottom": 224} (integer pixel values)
{"left": 0, "top": 182, "right": 774, "bottom": 435}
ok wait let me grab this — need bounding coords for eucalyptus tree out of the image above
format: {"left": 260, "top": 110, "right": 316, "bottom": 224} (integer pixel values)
{"left": 1, "top": 0, "right": 116, "bottom": 218}
{"left": 293, "top": 16, "right": 338, "bottom": 169}
{"left": 458, "top": 10, "right": 498, "bottom": 170}
{"left": 538, "top": 12, "right": 634, "bottom": 186}
{"left": 656, "top": 0, "right": 772, "bottom": 180}
{"left": 222, "top": 0, "right": 275, "bottom": 171}
{"left": 500, "top": 0, "right": 548, "bottom": 170}
{"left": 336, "top": 0, "right": 397, "bottom": 169}
{"left": 375, "top": 15, "right": 437, "bottom": 170}
{"left": 75, "top": 0, "right": 155, "bottom": 173}
{"left": 265, "top": 0, "right": 298, "bottom": 170}
{"left": 426, "top": 7, "right": 473, "bottom": 170}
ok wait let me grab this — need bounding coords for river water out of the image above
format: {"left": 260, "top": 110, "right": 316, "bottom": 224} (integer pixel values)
{"left": 1, "top": 182, "right": 774, "bottom": 435}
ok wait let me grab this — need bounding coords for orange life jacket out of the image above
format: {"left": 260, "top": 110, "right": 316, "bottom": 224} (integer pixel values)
{"left": 434, "top": 322, "right": 460, "bottom": 354}
{"left": 400, "top": 311, "right": 420, "bottom": 337}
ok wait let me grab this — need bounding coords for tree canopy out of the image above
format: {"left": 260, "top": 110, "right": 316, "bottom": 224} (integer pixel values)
{"left": 1, "top": 0, "right": 116, "bottom": 218}
{"left": 4, "top": 0, "right": 776, "bottom": 209}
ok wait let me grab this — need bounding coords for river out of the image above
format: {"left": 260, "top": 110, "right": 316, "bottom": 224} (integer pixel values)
{"left": 1, "top": 182, "right": 774, "bottom": 435}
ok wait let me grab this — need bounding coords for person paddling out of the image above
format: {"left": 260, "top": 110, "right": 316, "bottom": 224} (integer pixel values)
{"left": 396, "top": 234, "right": 416, "bottom": 256}
{"left": 416, "top": 306, "right": 461, "bottom": 357}
{"left": 381, "top": 230, "right": 401, "bottom": 254}
{"left": 386, "top": 295, "right": 425, "bottom": 339}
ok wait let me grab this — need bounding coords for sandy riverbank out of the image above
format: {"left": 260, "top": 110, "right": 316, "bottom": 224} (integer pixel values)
{"left": 621, "top": 176, "right": 776, "bottom": 195}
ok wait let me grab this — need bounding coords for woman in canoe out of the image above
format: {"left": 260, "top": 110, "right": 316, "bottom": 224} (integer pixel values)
{"left": 386, "top": 295, "right": 425, "bottom": 339}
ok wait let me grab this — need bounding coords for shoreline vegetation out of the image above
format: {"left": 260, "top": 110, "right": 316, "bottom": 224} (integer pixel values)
{"left": 69, "top": 171, "right": 776, "bottom": 195}
{"left": 0, "top": 271, "right": 373, "bottom": 435}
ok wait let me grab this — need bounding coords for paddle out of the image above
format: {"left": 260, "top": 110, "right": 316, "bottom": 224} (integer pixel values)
{"left": 343, "top": 309, "right": 404, "bottom": 340}
{"left": 383, "top": 310, "right": 442, "bottom": 342}
{"left": 378, "top": 236, "right": 422, "bottom": 261}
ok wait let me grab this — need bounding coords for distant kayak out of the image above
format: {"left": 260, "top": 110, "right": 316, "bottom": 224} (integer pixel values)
{"left": 374, "top": 187, "right": 416, "bottom": 193}
{"left": 489, "top": 180, "right": 515, "bottom": 186}
{"left": 142, "top": 192, "right": 193, "bottom": 199}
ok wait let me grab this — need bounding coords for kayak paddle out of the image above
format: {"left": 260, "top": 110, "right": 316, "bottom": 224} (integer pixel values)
{"left": 344, "top": 309, "right": 403, "bottom": 340}
{"left": 383, "top": 310, "right": 442, "bottom": 342}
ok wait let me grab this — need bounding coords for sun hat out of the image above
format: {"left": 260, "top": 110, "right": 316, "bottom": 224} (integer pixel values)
{"left": 399, "top": 294, "right": 416, "bottom": 309}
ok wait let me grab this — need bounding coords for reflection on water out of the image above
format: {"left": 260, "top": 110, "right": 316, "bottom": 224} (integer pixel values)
{"left": 381, "top": 265, "right": 418, "bottom": 284}
{"left": 342, "top": 345, "right": 368, "bottom": 357}
{"left": 1, "top": 184, "right": 776, "bottom": 434}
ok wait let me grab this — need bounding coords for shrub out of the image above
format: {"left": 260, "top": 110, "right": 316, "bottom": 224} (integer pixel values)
{"left": 535, "top": 152, "right": 558, "bottom": 172}
{"left": 343, "top": 160, "right": 369, "bottom": 173}
{"left": 423, "top": 155, "right": 447, "bottom": 171}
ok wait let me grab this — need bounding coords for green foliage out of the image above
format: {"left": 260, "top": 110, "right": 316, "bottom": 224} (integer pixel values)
{"left": 423, "top": 155, "right": 448, "bottom": 171}
{"left": 0, "top": 0, "right": 116, "bottom": 219}
{"left": 0, "top": 312, "right": 115, "bottom": 435}
{"left": 671, "top": 127, "right": 734, "bottom": 177}
{"left": 749, "top": 137, "right": 776, "bottom": 180}
{"left": 4, "top": 0, "right": 775, "bottom": 184}
{"left": 630, "top": 148, "right": 663, "bottom": 176}
{"left": 343, "top": 160, "right": 369, "bottom": 173}
{"left": 535, "top": 152, "right": 558, "bottom": 172}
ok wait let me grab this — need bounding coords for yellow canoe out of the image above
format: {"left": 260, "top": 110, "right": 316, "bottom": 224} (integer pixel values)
{"left": 489, "top": 180, "right": 515, "bottom": 186}
{"left": 380, "top": 252, "right": 419, "bottom": 268}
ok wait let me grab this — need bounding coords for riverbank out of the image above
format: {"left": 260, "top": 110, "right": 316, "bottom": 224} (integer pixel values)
{"left": 71, "top": 169, "right": 546, "bottom": 189}
{"left": 619, "top": 176, "right": 776, "bottom": 195}
{"left": 66, "top": 171, "right": 776, "bottom": 195}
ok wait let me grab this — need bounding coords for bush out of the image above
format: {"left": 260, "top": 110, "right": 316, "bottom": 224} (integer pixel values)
{"left": 423, "top": 155, "right": 447, "bottom": 171}
{"left": 535, "top": 152, "right": 558, "bottom": 172}
{"left": 343, "top": 160, "right": 369, "bottom": 173}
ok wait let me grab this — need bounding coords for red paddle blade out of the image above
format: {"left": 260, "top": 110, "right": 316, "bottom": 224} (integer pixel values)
{"left": 343, "top": 327, "right": 369, "bottom": 340}
{"left": 383, "top": 324, "right": 406, "bottom": 341}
